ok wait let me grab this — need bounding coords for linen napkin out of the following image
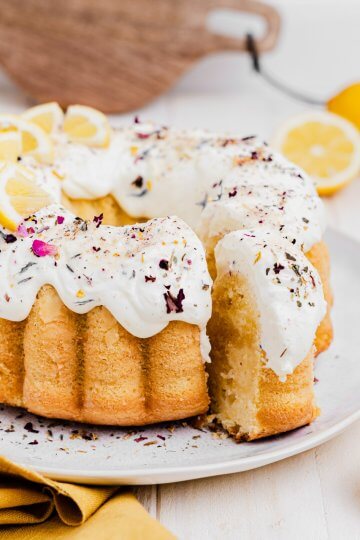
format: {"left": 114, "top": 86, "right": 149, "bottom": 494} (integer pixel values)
{"left": 0, "top": 455, "right": 175, "bottom": 539}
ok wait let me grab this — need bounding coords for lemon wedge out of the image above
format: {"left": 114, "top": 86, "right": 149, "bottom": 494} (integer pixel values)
{"left": 0, "top": 114, "right": 54, "bottom": 164}
{"left": 0, "top": 163, "right": 51, "bottom": 231}
{"left": 63, "top": 105, "right": 111, "bottom": 147}
{"left": 272, "top": 111, "right": 360, "bottom": 195}
{"left": 0, "top": 131, "right": 22, "bottom": 162}
{"left": 22, "top": 102, "right": 64, "bottom": 134}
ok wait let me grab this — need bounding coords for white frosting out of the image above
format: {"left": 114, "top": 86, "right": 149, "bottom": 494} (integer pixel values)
{"left": 198, "top": 142, "right": 326, "bottom": 252}
{"left": 215, "top": 229, "right": 326, "bottom": 379}
{"left": 51, "top": 125, "right": 326, "bottom": 253}
{"left": 2, "top": 121, "right": 328, "bottom": 377}
{"left": 53, "top": 125, "right": 224, "bottom": 228}
{"left": 55, "top": 136, "right": 122, "bottom": 200}
{"left": 0, "top": 205, "right": 212, "bottom": 350}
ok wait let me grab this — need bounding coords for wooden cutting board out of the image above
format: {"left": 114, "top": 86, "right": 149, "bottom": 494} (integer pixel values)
{"left": 0, "top": 0, "right": 280, "bottom": 113}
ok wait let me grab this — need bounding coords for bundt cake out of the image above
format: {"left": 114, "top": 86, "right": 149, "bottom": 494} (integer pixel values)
{"left": 0, "top": 104, "right": 333, "bottom": 440}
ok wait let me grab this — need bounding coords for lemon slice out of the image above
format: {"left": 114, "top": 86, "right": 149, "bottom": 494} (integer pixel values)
{"left": 0, "top": 114, "right": 54, "bottom": 164}
{"left": 63, "top": 105, "right": 111, "bottom": 147}
{"left": 272, "top": 111, "right": 360, "bottom": 195}
{"left": 0, "top": 163, "right": 51, "bottom": 231}
{"left": 0, "top": 131, "right": 22, "bottom": 162}
{"left": 22, "top": 102, "right": 64, "bottom": 134}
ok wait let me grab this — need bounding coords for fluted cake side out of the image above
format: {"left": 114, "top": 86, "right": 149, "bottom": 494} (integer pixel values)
{"left": 0, "top": 285, "right": 209, "bottom": 424}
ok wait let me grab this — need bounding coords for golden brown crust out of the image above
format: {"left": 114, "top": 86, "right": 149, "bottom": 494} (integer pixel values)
{"left": 0, "top": 319, "right": 25, "bottom": 407}
{"left": 251, "top": 353, "right": 318, "bottom": 440}
{"left": 23, "top": 286, "right": 81, "bottom": 419}
{"left": 81, "top": 306, "right": 148, "bottom": 424}
{"left": 306, "top": 241, "right": 333, "bottom": 355}
{"left": 0, "top": 285, "right": 209, "bottom": 425}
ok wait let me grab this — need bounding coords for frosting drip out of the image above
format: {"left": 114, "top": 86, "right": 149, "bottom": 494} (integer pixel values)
{"left": 0, "top": 205, "right": 212, "bottom": 344}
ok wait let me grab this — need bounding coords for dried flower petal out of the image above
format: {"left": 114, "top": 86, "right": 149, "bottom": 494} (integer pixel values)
{"left": 164, "top": 288, "right": 185, "bottom": 314}
{"left": 134, "top": 436, "right": 147, "bottom": 443}
{"left": 132, "top": 176, "right": 144, "bottom": 188}
{"left": 273, "top": 263, "right": 285, "bottom": 274}
{"left": 32, "top": 239, "right": 58, "bottom": 257}
{"left": 17, "top": 224, "right": 28, "bottom": 237}
{"left": 4, "top": 233, "right": 17, "bottom": 244}
{"left": 136, "top": 132, "right": 150, "bottom": 139}
{"left": 93, "top": 213, "right": 103, "bottom": 228}
{"left": 159, "top": 259, "right": 169, "bottom": 270}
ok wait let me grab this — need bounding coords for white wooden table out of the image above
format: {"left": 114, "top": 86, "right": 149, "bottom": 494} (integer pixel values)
{"left": 1, "top": 1, "right": 359, "bottom": 537}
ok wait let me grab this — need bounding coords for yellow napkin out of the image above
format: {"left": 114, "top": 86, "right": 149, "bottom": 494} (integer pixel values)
{"left": 0, "top": 455, "right": 175, "bottom": 539}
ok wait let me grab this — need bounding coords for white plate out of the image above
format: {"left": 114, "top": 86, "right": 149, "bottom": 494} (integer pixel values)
{"left": 0, "top": 229, "right": 359, "bottom": 485}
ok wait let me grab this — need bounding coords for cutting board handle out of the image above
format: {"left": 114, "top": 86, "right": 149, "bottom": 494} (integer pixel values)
{"left": 203, "top": 0, "right": 280, "bottom": 53}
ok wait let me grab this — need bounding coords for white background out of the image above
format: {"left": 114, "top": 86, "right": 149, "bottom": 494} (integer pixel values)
{"left": 1, "top": 0, "right": 360, "bottom": 538}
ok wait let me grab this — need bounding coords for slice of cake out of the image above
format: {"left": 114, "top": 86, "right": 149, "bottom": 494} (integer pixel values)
{"left": 207, "top": 229, "right": 326, "bottom": 440}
